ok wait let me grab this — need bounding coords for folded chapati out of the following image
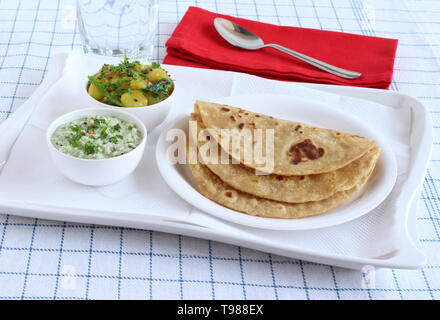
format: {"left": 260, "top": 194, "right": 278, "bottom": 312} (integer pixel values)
{"left": 187, "top": 159, "right": 375, "bottom": 219}
{"left": 190, "top": 112, "right": 381, "bottom": 203}
{"left": 195, "top": 100, "right": 376, "bottom": 175}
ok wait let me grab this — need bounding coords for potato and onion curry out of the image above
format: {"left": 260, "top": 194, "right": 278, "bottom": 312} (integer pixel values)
{"left": 87, "top": 58, "right": 173, "bottom": 107}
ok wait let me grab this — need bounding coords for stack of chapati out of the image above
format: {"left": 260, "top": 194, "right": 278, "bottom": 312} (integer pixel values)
{"left": 187, "top": 100, "right": 380, "bottom": 219}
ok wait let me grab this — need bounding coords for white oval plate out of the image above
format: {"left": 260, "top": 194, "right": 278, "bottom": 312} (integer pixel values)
{"left": 156, "top": 94, "right": 397, "bottom": 230}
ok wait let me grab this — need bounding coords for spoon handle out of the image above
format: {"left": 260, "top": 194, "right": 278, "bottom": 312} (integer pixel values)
{"left": 264, "top": 43, "right": 362, "bottom": 79}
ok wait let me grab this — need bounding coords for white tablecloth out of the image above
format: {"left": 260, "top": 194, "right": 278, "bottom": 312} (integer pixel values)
{"left": 0, "top": 0, "right": 439, "bottom": 299}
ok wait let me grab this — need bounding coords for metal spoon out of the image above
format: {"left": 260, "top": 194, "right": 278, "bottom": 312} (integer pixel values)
{"left": 214, "top": 18, "right": 362, "bottom": 79}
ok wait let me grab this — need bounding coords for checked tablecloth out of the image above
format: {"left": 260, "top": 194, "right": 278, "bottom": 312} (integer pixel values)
{"left": 0, "top": 0, "right": 439, "bottom": 300}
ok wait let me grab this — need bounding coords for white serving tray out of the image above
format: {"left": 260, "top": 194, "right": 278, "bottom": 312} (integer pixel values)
{"left": 0, "top": 53, "right": 432, "bottom": 270}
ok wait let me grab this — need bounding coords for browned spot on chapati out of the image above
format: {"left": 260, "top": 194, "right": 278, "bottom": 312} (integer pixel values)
{"left": 287, "top": 139, "right": 325, "bottom": 165}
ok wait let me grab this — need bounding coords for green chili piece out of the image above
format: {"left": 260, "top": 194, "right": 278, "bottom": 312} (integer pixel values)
{"left": 88, "top": 76, "right": 123, "bottom": 107}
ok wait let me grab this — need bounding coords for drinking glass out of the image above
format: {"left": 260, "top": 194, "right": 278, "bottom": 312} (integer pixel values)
{"left": 76, "top": 0, "right": 159, "bottom": 60}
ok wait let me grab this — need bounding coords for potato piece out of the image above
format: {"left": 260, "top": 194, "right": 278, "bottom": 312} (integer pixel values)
{"left": 145, "top": 92, "right": 166, "bottom": 105}
{"left": 121, "top": 90, "right": 148, "bottom": 107}
{"left": 147, "top": 67, "right": 170, "bottom": 83}
{"left": 119, "top": 77, "right": 131, "bottom": 90}
{"left": 134, "top": 64, "right": 150, "bottom": 72}
{"left": 130, "top": 79, "right": 148, "bottom": 90}
{"left": 88, "top": 83, "right": 105, "bottom": 101}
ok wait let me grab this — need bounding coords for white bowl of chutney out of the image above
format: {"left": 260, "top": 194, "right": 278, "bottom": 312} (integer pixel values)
{"left": 47, "top": 107, "right": 147, "bottom": 186}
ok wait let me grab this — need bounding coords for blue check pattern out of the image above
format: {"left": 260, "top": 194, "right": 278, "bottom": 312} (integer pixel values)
{"left": 0, "top": 0, "right": 439, "bottom": 300}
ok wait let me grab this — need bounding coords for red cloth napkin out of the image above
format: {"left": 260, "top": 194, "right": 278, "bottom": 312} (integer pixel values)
{"left": 164, "top": 7, "right": 398, "bottom": 89}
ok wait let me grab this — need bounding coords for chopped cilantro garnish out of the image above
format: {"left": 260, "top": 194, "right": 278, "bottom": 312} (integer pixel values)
{"left": 84, "top": 143, "right": 99, "bottom": 155}
{"left": 109, "top": 136, "right": 118, "bottom": 144}
{"left": 151, "top": 62, "right": 160, "bottom": 69}
{"left": 99, "top": 126, "right": 108, "bottom": 139}
{"left": 111, "top": 123, "right": 121, "bottom": 132}
{"left": 142, "top": 79, "right": 172, "bottom": 96}
{"left": 109, "top": 135, "right": 124, "bottom": 144}
{"left": 110, "top": 83, "right": 121, "bottom": 89}
{"left": 94, "top": 118, "right": 106, "bottom": 126}
{"left": 69, "top": 125, "right": 82, "bottom": 148}
{"left": 117, "top": 55, "right": 138, "bottom": 74}
{"left": 86, "top": 118, "right": 105, "bottom": 132}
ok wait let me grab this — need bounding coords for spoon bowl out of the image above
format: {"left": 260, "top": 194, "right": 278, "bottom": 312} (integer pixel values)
{"left": 214, "top": 18, "right": 264, "bottom": 50}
